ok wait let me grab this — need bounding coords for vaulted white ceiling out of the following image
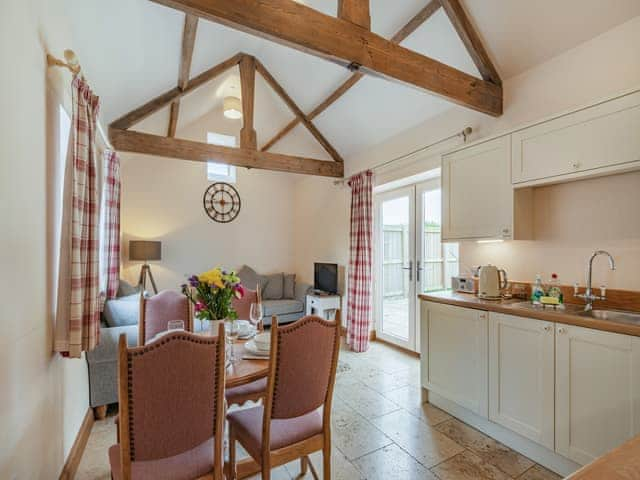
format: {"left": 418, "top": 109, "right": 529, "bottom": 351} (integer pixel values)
{"left": 67, "top": 0, "right": 640, "bottom": 162}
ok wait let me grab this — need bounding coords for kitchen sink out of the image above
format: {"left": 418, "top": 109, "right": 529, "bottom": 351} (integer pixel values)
{"left": 577, "top": 309, "right": 640, "bottom": 325}
{"left": 511, "top": 301, "right": 584, "bottom": 314}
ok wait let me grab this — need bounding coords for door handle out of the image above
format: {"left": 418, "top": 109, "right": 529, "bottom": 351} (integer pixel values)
{"left": 402, "top": 261, "right": 413, "bottom": 282}
{"left": 416, "top": 261, "right": 422, "bottom": 283}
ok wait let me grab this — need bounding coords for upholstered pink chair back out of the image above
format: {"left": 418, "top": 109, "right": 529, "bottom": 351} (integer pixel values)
{"left": 269, "top": 315, "right": 340, "bottom": 419}
{"left": 119, "top": 329, "right": 225, "bottom": 462}
{"left": 231, "top": 289, "right": 258, "bottom": 320}
{"left": 142, "top": 290, "right": 191, "bottom": 343}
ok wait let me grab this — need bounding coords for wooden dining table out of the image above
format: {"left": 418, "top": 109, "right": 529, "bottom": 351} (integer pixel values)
{"left": 226, "top": 339, "right": 270, "bottom": 388}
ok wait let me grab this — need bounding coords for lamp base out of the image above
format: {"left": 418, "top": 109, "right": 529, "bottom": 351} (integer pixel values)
{"left": 137, "top": 263, "right": 158, "bottom": 295}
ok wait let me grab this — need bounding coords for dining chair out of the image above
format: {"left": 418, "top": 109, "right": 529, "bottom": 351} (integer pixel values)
{"left": 227, "top": 288, "right": 266, "bottom": 406}
{"left": 227, "top": 311, "right": 341, "bottom": 480}
{"left": 139, "top": 289, "right": 192, "bottom": 345}
{"left": 109, "top": 324, "right": 226, "bottom": 480}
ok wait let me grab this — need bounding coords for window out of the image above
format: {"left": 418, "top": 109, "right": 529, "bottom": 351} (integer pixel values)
{"left": 421, "top": 188, "right": 459, "bottom": 292}
{"left": 206, "top": 132, "right": 237, "bottom": 183}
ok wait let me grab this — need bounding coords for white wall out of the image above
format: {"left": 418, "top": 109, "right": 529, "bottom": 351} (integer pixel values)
{"left": 120, "top": 107, "right": 299, "bottom": 290}
{"left": 303, "top": 15, "right": 640, "bottom": 292}
{"left": 0, "top": 1, "right": 89, "bottom": 478}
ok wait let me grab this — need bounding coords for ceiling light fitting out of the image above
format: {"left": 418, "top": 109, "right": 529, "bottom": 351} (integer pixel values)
{"left": 223, "top": 96, "right": 242, "bottom": 119}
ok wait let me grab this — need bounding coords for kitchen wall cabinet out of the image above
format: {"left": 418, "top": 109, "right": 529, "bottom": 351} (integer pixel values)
{"left": 555, "top": 323, "right": 640, "bottom": 465}
{"left": 420, "top": 301, "right": 488, "bottom": 417}
{"left": 489, "top": 313, "right": 555, "bottom": 450}
{"left": 511, "top": 90, "right": 640, "bottom": 186}
{"left": 442, "top": 135, "right": 532, "bottom": 241}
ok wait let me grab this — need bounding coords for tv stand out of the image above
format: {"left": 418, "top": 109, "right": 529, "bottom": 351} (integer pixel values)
{"left": 306, "top": 293, "right": 341, "bottom": 320}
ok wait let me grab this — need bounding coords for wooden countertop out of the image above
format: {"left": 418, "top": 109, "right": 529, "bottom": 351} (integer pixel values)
{"left": 565, "top": 435, "right": 640, "bottom": 479}
{"left": 418, "top": 291, "right": 640, "bottom": 337}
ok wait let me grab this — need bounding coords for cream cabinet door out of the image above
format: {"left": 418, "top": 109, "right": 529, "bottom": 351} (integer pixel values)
{"left": 512, "top": 90, "right": 640, "bottom": 185}
{"left": 442, "top": 135, "right": 513, "bottom": 241}
{"left": 421, "top": 301, "right": 488, "bottom": 417}
{"left": 489, "top": 313, "right": 555, "bottom": 449}
{"left": 555, "top": 323, "right": 640, "bottom": 465}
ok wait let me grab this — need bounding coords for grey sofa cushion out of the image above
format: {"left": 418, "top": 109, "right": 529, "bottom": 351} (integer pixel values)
{"left": 117, "top": 279, "right": 140, "bottom": 297}
{"left": 263, "top": 273, "right": 284, "bottom": 300}
{"left": 103, "top": 293, "right": 139, "bottom": 328}
{"left": 283, "top": 274, "right": 296, "bottom": 299}
{"left": 237, "top": 265, "right": 268, "bottom": 291}
{"left": 262, "top": 299, "right": 304, "bottom": 317}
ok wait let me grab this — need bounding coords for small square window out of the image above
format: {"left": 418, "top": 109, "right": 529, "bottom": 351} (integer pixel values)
{"left": 207, "top": 132, "right": 237, "bottom": 183}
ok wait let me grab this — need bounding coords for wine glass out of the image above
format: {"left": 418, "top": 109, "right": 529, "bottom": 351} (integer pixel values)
{"left": 250, "top": 303, "right": 264, "bottom": 333}
{"left": 226, "top": 320, "right": 240, "bottom": 363}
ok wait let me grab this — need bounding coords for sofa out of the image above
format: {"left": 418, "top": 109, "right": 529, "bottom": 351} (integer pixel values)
{"left": 237, "top": 265, "right": 311, "bottom": 325}
{"left": 86, "top": 282, "right": 141, "bottom": 410}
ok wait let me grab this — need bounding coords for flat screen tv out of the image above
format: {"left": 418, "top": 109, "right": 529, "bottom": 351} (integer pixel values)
{"left": 314, "top": 263, "right": 338, "bottom": 294}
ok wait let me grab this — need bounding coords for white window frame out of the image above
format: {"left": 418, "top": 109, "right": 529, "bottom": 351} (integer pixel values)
{"left": 206, "top": 132, "right": 237, "bottom": 183}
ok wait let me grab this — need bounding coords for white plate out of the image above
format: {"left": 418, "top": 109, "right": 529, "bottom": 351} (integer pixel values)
{"left": 244, "top": 339, "right": 270, "bottom": 357}
{"left": 238, "top": 326, "right": 257, "bottom": 339}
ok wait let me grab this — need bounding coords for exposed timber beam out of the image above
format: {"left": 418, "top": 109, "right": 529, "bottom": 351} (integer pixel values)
{"left": 438, "top": 0, "right": 501, "bottom": 86}
{"left": 110, "top": 53, "right": 242, "bottom": 130}
{"left": 149, "top": 0, "right": 502, "bottom": 116}
{"left": 168, "top": 14, "right": 199, "bottom": 137}
{"left": 255, "top": 59, "right": 343, "bottom": 163}
{"left": 261, "top": 0, "right": 440, "bottom": 152}
{"left": 108, "top": 128, "right": 344, "bottom": 178}
{"left": 338, "top": 0, "right": 370, "bottom": 30}
{"left": 239, "top": 55, "right": 257, "bottom": 149}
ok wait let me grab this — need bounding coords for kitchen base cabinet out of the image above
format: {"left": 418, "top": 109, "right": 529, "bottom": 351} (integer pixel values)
{"left": 420, "top": 301, "right": 488, "bottom": 417}
{"left": 489, "top": 313, "right": 555, "bottom": 450}
{"left": 555, "top": 323, "right": 640, "bottom": 465}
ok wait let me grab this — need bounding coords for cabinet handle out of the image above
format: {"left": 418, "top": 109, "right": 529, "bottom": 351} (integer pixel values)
{"left": 558, "top": 327, "right": 566, "bottom": 334}
{"left": 543, "top": 325, "right": 552, "bottom": 332}
{"left": 572, "top": 162, "right": 580, "bottom": 169}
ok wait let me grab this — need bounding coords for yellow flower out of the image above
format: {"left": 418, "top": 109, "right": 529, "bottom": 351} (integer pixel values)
{"left": 199, "top": 268, "right": 225, "bottom": 288}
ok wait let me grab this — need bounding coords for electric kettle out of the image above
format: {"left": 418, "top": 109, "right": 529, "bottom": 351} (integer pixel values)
{"left": 478, "top": 265, "right": 508, "bottom": 300}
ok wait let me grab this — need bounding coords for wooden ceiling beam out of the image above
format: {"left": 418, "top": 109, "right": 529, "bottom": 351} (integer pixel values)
{"left": 261, "top": 0, "right": 440, "bottom": 152}
{"left": 110, "top": 52, "right": 242, "bottom": 131}
{"left": 168, "top": 14, "right": 199, "bottom": 137}
{"left": 108, "top": 127, "right": 344, "bottom": 178}
{"left": 149, "top": 0, "right": 502, "bottom": 116}
{"left": 255, "top": 59, "right": 343, "bottom": 163}
{"left": 438, "top": 0, "right": 501, "bottom": 86}
{"left": 239, "top": 55, "right": 257, "bottom": 149}
{"left": 338, "top": 0, "right": 370, "bottom": 30}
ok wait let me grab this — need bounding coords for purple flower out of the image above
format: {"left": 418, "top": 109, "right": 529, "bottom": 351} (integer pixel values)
{"left": 188, "top": 275, "right": 199, "bottom": 287}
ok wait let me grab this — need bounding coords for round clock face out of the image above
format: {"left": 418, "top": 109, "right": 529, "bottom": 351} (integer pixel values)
{"left": 203, "top": 182, "right": 241, "bottom": 223}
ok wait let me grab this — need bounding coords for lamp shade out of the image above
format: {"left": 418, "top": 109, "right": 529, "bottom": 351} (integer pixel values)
{"left": 129, "top": 240, "right": 161, "bottom": 262}
{"left": 223, "top": 96, "right": 242, "bottom": 119}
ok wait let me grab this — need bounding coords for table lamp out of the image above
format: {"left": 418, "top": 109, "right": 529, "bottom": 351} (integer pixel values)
{"left": 129, "top": 240, "right": 161, "bottom": 294}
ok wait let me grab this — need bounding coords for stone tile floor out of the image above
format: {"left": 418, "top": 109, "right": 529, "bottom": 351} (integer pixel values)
{"left": 76, "top": 340, "right": 562, "bottom": 480}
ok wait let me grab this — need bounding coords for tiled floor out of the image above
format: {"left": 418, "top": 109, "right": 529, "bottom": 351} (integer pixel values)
{"left": 76, "top": 340, "right": 562, "bottom": 480}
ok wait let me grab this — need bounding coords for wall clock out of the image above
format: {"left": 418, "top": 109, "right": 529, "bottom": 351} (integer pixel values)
{"left": 203, "top": 182, "right": 241, "bottom": 223}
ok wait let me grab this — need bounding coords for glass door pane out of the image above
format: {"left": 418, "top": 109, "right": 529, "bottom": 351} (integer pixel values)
{"left": 376, "top": 187, "right": 415, "bottom": 349}
{"left": 417, "top": 182, "right": 459, "bottom": 295}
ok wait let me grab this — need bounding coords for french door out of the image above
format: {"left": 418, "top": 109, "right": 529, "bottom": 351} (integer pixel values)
{"left": 374, "top": 180, "right": 459, "bottom": 352}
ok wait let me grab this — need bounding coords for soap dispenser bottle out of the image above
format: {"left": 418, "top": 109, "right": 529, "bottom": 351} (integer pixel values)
{"left": 531, "top": 274, "right": 545, "bottom": 305}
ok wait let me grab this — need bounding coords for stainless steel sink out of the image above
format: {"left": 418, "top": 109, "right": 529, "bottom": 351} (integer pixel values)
{"left": 577, "top": 309, "right": 640, "bottom": 325}
{"left": 511, "top": 301, "right": 584, "bottom": 314}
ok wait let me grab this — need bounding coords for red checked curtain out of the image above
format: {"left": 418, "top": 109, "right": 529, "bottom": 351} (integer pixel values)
{"left": 54, "top": 76, "right": 101, "bottom": 357}
{"left": 101, "top": 149, "right": 121, "bottom": 302}
{"left": 346, "top": 171, "right": 374, "bottom": 352}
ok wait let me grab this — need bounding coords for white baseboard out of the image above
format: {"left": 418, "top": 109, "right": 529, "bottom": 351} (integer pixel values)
{"left": 427, "top": 390, "right": 581, "bottom": 478}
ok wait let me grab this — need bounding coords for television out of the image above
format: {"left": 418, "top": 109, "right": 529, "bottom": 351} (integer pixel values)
{"left": 314, "top": 263, "right": 338, "bottom": 295}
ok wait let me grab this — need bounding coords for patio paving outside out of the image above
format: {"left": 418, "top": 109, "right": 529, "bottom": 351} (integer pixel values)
{"left": 382, "top": 297, "right": 409, "bottom": 340}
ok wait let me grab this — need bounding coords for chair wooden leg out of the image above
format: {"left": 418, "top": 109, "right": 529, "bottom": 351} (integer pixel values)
{"left": 322, "top": 445, "right": 331, "bottom": 480}
{"left": 228, "top": 426, "right": 237, "bottom": 480}
{"left": 261, "top": 454, "right": 271, "bottom": 480}
{"left": 300, "top": 455, "right": 309, "bottom": 475}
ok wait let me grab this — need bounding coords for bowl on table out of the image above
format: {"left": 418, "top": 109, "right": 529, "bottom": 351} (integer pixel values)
{"left": 254, "top": 332, "right": 271, "bottom": 351}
